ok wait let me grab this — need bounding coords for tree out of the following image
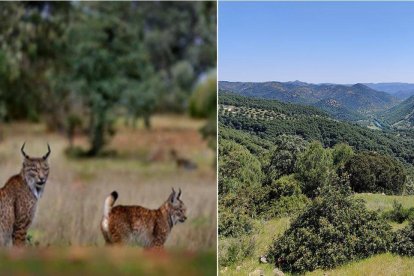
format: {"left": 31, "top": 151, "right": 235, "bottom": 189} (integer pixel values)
{"left": 264, "top": 135, "right": 308, "bottom": 183}
{"left": 295, "top": 141, "right": 334, "bottom": 198}
{"left": 331, "top": 143, "right": 354, "bottom": 173}
{"left": 218, "top": 139, "right": 263, "bottom": 195}
{"left": 190, "top": 70, "right": 217, "bottom": 152}
{"left": 345, "top": 152, "right": 407, "bottom": 194}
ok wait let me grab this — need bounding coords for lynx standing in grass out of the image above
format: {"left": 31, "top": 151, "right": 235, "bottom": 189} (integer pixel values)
{"left": 0, "top": 143, "right": 51, "bottom": 246}
{"left": 101, "top": 188, "right": 187, "bottom": 248}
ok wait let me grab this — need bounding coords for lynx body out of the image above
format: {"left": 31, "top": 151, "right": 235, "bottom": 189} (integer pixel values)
{"left": 0, "top": 143, "right": 50, "bottom": 246}
{"left": 101, "top": 188, "right": 187, "bottom": 248}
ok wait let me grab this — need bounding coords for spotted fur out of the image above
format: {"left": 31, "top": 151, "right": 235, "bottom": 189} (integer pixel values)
{"left": 0, "top": 143, "right": 50, "bottom": 246}
{"left": 101, "top": 188, "right": 187, "bottom": 248}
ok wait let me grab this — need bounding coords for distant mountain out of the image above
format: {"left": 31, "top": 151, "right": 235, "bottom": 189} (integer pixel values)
{"left": 219, "top": 81, "right": 399, "bottom": 116}
{"left": 381, "top": 95, "right": 414, "bottom": 128}
{"left": 364, "top": 83, "right": 414, "bottom": 100}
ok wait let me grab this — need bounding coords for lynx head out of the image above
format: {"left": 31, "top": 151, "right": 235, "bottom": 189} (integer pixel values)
{"left": 21, "top": 143, "right": 51, "bottom": 199}
{"left": 167, "top": 188, "right": 187, "bottom": 225}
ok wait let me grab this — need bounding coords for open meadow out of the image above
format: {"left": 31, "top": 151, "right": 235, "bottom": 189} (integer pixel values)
{"left": 0, "top": 115, "right": 216, "bottom": 274}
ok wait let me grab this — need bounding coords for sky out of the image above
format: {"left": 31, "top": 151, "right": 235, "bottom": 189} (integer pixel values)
{"left": 219, "top": 2, "right": 414, "bottom": 84}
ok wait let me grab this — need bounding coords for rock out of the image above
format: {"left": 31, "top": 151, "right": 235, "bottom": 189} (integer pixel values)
{"left": 273, "top": 268, "right": 285, "bottom": 276}
{"left": 249, "top": 269, "right": 264, "bottom": 276}
{"left": 259, "top": 255, "right": 268, "bottom": 263}
{"left": 236, "top": 266, "right": 242, "bottom": 271}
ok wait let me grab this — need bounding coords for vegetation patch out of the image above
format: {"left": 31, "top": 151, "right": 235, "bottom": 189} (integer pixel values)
{"left": 267, "top": 186, "right": 392, "bottom": 273}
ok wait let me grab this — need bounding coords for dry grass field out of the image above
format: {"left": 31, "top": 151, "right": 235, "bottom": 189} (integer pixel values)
{"left": 0, "top": 115, "right": 216, "bottom": 274}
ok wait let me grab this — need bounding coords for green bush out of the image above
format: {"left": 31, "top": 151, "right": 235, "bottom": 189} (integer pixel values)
{"left": 263, "top": 175, "right": 310, "bottom": 218}
{"left": 218, "top": 139, "right": 263, "bottom": 195}
{"left": 219, "top": 236, "right": 256, "bottom": 267}
{"left": 264, "top": 194, "right": 310, "bottom": 219}
{"left": 382, "top": 201, "right": 414, "bottom": 223}
{"left": 218, "top": 192, "right": 257, "bottom": 237}
{"left": 219, "top": 206, "right": 254, "bottom": 238}
{"left": 345, "top": 152, "right": 406, "bottom": 195}
{"left": 267, "top": 185, "right": 392, "bottom": 273}
{"left": 391, "top": 220, "right": 414, "bottom": 256}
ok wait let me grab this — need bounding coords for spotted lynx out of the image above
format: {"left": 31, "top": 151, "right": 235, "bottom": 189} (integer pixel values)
{"left": 0, "top": 143, "right": 50, "bottom": 246}
{"left": 101, "top": 188, "right": 187, "bottom": 248}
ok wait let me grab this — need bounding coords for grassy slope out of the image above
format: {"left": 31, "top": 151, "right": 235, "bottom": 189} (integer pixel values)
{"left": 221, "top": 194, "right": 414, "bottom": 275}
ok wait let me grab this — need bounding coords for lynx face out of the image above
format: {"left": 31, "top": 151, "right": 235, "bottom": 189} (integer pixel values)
{"left": 169, "top": 190, "right": 187, "bottom": 224}
{"left": 21, "top": 143, "right": 51, "bottom": 198}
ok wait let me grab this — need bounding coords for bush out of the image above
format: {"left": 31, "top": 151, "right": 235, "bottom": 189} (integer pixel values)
{"left": 345, "top": 152, "right": 406, "bottom": 195}
{"left": 218, "top": 139, "right": 263, "bottom": 195}
{"left": 219, "top": 206, "right": 254, "bottom": 238}
{"left": 219, "top": 236, "right": 256, "bottom": 267}
{"left": 391, "top": 220, "right": 414, "bottom": 256}
{"left": 218, "top": 192, "right": 256, "bottom": 237}
{"left": 264, "top": 194, "right": 310, "bottom": 219}
{"left": 267, "top": 185, "right": 392, "bottom": 273}
{"left": 263, "top": 175, "right": 310, "bottom": 218}
{"left": 382, "top": 201, "right": 414, "bottom": 223}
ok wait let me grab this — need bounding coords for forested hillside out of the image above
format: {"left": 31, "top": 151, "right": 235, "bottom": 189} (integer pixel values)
{"left": 219, "top": 92, "right": 414, "bottom": 274}
{"left": 381, "top": 95, "right": 414, "bottom": 129}
{"left": 219, "top": 92, "right": 414, "bottom": 164}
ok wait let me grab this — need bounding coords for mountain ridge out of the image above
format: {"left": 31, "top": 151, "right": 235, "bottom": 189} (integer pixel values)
{"left": 219, "top": 81, "right": 399, "bottom": 119}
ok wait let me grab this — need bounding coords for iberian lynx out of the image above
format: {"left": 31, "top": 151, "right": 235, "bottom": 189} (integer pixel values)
{"left": 101, "top": 188, "right": 187, "bottom": 248}
{"left": 0, "top": 143, "right": 51, "bottom": 246}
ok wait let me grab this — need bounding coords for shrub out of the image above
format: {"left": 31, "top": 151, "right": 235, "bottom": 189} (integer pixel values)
{"left": 264, "top": 194, "right": 310, "bottom": 219}
{"left": 218, "top": 139, "right": 263, "bottom": 195}
{"left": 219, "top": 236, "right": 256, "bottom": 267}
{"left": 382, "top": 201, "right": 414, "bottom": 223}
{"left": 218, "top": 192, "right": 256, "bottom": 237}
{"left": 391, "top": 220, "right": 414, "bottom": 256}
{"left": 267, "top": 185, "right": 392, "bottom": 273}
{"left": 345, "top": 152, "right": 406, "bottom": 195}
{"left": 263, "top": 175, "right": 310, "bottom": 218}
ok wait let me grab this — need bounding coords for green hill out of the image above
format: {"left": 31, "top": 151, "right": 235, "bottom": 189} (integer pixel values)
{"left": 219, "top": 81, "right": 399, "bottom": 116}
{"left": 381, "top": 95, "right": 414, "bottom": 129}
{"left": 219, "top": 92, "right": 414, "bottom": 164}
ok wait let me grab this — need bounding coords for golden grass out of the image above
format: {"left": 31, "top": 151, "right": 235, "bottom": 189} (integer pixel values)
{"left": 0, "top": 116, "right": 216, "bottom": 251}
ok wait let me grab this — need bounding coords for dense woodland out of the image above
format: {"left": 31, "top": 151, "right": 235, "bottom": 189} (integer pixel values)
{"left": 0, "top": 2, "right": 217, "bottom": 155}
{"left": 218, "top": 92, "right": 414, "bottom": 273}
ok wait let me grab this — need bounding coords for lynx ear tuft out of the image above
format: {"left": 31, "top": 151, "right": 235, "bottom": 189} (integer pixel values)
{"left": 42, "top": 143, "right": 51, "bottom": 160}
{"left": 21, "top": 142, "right": 29, "bottom": 159}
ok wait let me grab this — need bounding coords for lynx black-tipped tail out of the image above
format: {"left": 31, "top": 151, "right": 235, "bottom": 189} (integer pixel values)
{"left": 103, "top": 191, "right": 118, "bottom": 218}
